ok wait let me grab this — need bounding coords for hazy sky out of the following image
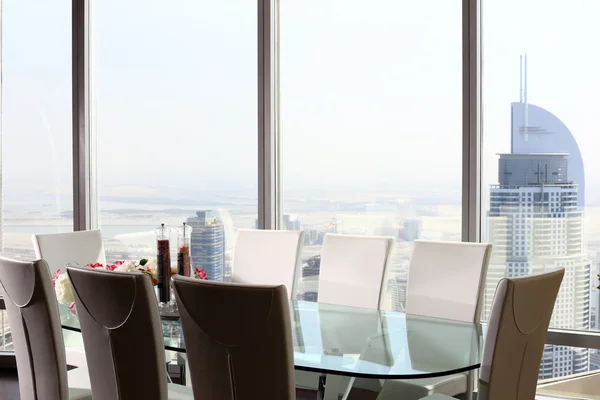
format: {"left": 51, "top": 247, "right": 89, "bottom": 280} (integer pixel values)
{"left": 3, "top": 0, "right": 600, "bottom": 208}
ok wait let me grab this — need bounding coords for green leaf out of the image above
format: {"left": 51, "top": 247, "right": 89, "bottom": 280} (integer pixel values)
{"left": 139, "top": 258, "right": 148, "bottom": 266}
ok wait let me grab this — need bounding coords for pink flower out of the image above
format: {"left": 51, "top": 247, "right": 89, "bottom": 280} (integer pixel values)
{"left": 86, "top": 263, "right": 103, "bottom": 269}
{"left": 68, "top": 302, "right": 75, "bottom": 309}
{"left": 105, "top": 264, "right": 117, "bottom": 271}
{"left": 194, "top": 268, "right": 207, "bottom": 280}
{"left": 115, "top": 261, "right": 124, "bottom": 266}
{"left": 52, "top": 269, "right": 61, "bottom": 287}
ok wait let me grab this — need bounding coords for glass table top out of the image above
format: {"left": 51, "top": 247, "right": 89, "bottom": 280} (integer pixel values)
{"left": 59, "top": 300, "right": 483, "bottom": 379}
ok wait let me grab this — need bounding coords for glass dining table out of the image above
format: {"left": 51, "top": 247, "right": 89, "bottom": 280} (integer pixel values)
{"left": 59, "top": 299, "right": 483, "bottom": 392}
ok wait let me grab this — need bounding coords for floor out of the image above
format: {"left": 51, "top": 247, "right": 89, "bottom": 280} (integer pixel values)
{"left": 0, "top": 369, "right": 19, "bottom": 400}
{"left": 0, "top": 373, "right": 587, "bottom": 400}
{"left": 296, "top": 388, "right": 378, "bottom": 400}
{"left": 0, "top": 378, "right": 380, "bottom": 400}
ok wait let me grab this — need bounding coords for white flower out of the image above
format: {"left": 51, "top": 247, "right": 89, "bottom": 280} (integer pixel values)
{"left": 144, "top": 258, "right": 158, "bottom": 280}
{"left": 54, "top": 273, "right": 74, "bottom": 305}
{"left": 115, "top": 260, "right": 138, "bottom": 273}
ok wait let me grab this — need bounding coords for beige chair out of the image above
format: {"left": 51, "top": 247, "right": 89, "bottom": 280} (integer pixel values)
{"left": 419, "top": 268, "right": 565, "bottom": 400}
{"left": 232, "top": 228, "right": 305, "bottom": 297}
{"left": 378, "top": 240, "right": 492, "bottom": 400}
{"left": 0, "top": 256, "right": 92, "bottom": 400}
{"left": 66, "top": 266, "right": 193, "bottom": 400}
{"left": 172, "top": 275, "right": 295, "bottom": 400}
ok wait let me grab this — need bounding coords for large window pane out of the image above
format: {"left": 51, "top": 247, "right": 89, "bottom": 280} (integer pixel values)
{"left": 483, "top": 0, "right": 600, "bottom": 379}
{"left": 280, "top": 0, "right": 462, "bottom": 307}
{"left": 93, "top": 0, "right": 257, "bottom": 280}
{"left": 1, "top": 1, "right": 73, "bottom": 260}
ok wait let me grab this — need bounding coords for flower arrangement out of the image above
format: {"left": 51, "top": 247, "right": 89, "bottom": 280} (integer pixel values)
{"left": 52, "top": 258, "right": 207, "bottom": 306}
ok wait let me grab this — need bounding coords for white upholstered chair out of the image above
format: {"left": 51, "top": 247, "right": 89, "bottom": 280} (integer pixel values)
{"left": 0, "top": 256, "right": 92, "bottom": 400}
{"left": 31, "top": 230, "right": 107, "bottom": 369}
{"left": 419, "top": 268, "right": 564, "bottom": 400}
{"left": 377, "top": 240, "right": 492, "bottom": 400}
{"left": 232, "top": 229, "right": 305, "bottom": 297}
{"left": 318, "top": 234, "right": 394, "bottom": 309}
{"left": 32, "top": 230, "right": 106, "bottom": 275}
{"left": 317, "top": 233, "right": 394, "bottom": 400}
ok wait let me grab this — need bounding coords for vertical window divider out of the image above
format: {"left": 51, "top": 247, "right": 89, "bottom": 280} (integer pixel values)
{"left": 258, "top": 0, "right": 279, "bottom": 230}
{"left": 462, "top": 0, "right": 482, "bottom": 243}
{"left": 72, "top": 0, "right": 94, "bottom": 231}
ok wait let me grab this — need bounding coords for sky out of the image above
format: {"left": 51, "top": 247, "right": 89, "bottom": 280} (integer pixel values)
{"left": 2, "top": 0, "right": 600, "bottom": 209}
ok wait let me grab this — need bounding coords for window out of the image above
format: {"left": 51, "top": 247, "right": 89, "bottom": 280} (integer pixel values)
{"left": 483, "top": 0, "right": 600, "bottom": 381}
{"left": 280, "top": 0, "right": 462, "bottom": 308}
{"left": 93, "top": 0, "right": 257, "bottom": 281}
{"left": 1, "top": 0, "right": 73, "bottom": 260}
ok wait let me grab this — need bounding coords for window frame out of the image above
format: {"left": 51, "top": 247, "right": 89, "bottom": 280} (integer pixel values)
{"left": 64, "top": 0, "right": 600, "bottom": 350}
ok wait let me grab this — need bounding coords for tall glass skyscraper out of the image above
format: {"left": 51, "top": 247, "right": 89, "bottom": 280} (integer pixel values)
{"left": 186, "top": 210, "right": 225, "bottom": 281}
{"left": 486, "top": 55, "right": 590, "bottom": 379}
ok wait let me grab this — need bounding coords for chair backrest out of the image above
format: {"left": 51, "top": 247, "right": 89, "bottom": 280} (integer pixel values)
{"left": 405, "top": 240, "right": 492, "bottom": 322}
{"left": 479, "top": 268, "right": 564, "bottom": 400}
{"left": 32, "top": 230, "right": 106, "bottom": 274}
{"left": 233, "top": 229, "right": 305, "bottom": 297}
{"left": 172, "top": 276, "right": 295, "bottom": 400}
{"left": 0, "top": 256, "right": 69, "bottom": 400}
{"left": 66, "top": 266, "right": 168, "bottom": 400}
{"left": 317, "top": 234, "right": 394, "bottom": 309}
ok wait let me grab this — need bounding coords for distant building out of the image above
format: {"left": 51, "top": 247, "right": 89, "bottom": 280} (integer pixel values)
{"left": 595, "top": 254, "right": 600, "bottom": 330}
{"left": 297, "top": 255, "right": 320, "bottom": 302}
{"left": 186, "top": 210, "right": 224, "bottom": 281}
{"left": 402, "top": 220, "right": 422, "bottom": 242}
{"left": 388, "top": 274, "right": 408, "bottom": 312}
{"left": 283, "top": 214, "right": 301, "bottom": 231}
{"left": 304, "top": 229, "right": 324, "bottom": 246}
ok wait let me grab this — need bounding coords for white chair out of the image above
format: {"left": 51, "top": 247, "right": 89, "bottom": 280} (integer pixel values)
{"left": 232, "top": 229, "right": 305, "bottom": 298}
{"left": 377, "top": 240, "right": 492, "bottom": 400}
{"left": 318, "top": 233, "right": 394, "bottom": 309}
{"left": 419, "top": 268, "right": 564, "bottom": 400}
{"left": 317, "top": 233, "right": 394, "bottom": 400}
{"left": 32, "top": 230, "right": 106, "bottom": 274}
{"left": 31, "top": 230, "right": 106, "bottom": 370}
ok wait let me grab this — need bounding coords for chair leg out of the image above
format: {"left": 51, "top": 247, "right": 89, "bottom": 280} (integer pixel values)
{"left": 318, "top": 375, "right": 327, "bottom": 400}
{"left": 465, "top": 370, "right": 474, "bottom": 400}
{"left": 340, "top": 377, "right": 356, "bottom": 400}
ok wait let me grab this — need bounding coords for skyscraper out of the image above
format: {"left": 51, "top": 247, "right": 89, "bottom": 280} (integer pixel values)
{"left": 186, "top": 210, "right": 225, "bottom": 281}
{"left": 486, "top": 55, "right": 590, "bottom": 379}
{"left": 283, "top": 214, "right": 301, "bottom": 231}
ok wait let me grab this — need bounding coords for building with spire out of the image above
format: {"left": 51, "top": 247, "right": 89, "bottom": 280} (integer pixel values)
{"left": 486, "top": 55, "right": 590, "bottom": 379}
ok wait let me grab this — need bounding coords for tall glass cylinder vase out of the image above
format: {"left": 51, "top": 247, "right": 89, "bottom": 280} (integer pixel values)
{"left": 177, "top": 222, "right": 192, "bottom": 277}
{"left": 156, "top": 223, "right": 172, "bottom": 303}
